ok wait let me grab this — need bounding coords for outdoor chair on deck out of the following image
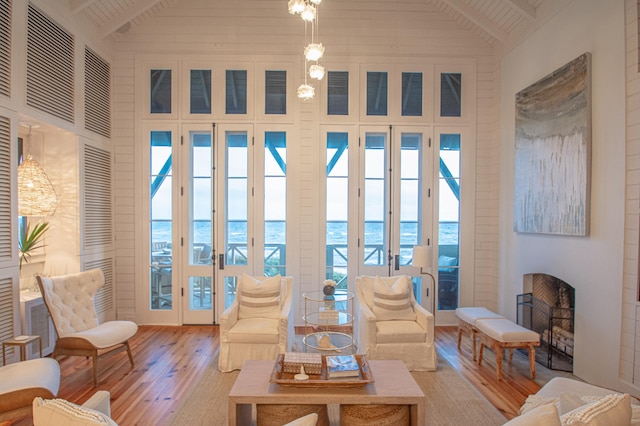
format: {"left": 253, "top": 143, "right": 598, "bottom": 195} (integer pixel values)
{"left": 219, "top": 274, "right": 293, "bottom": 372}
{"left": 37, "top": 269, "right": 138, "bottom": 385}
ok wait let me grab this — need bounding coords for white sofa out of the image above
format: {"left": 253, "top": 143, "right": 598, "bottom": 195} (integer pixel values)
{"left": 505, "top": 376, "right": 640, "bottom": 425}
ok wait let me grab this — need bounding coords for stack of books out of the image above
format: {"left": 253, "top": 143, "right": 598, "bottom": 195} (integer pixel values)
{"left": 282, "top": 352, "right": 322, "bottom": 375}
{"left": 326, "top": 355, "right": 360, "bottom": 379}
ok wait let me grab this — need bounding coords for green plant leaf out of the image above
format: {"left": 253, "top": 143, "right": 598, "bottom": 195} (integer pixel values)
{"left": 19, "top": 221, "right": 50, "bottom": 269}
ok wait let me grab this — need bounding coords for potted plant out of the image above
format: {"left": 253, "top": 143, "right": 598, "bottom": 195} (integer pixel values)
{"left": 19, "top": 221, "right": 50, "bottom": 270}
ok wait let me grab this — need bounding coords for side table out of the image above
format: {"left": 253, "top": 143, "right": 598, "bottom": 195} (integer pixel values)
{"left": 2, "top": 335, "right": 42, "bottom": 365}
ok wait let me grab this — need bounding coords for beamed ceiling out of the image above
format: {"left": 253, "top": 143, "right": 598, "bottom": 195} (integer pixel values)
{"left": 67, "top": 0, "right": 571, "bottom": 47}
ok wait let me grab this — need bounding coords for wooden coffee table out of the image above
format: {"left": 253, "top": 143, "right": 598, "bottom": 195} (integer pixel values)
{"left": 228, "top": 359, "right": 425, "bottom": 425}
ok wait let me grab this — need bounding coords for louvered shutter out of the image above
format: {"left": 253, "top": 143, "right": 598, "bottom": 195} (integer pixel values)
{"left": 85, "top": 48, "right": 111, "bottom": 138}
{"left": 26, "top": 4, "right": 74, "bottom": 123}
{"left": 0, "top": 276, "right": 15, "bottom": 350}
{"left": 0, "top": 116, "right": 12, "bottom": 260}
{"left": 84, "top": 259, "right": 114, "bottom": 315}
{"left": 83, "top": 145, "right": 112, "bottom": 249}
{"left": 0, "top": 0, "right": 11, "bottom": 98}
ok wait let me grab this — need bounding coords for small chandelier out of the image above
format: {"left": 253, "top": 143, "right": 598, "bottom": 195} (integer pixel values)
{"left": 309, "top": 64, "right": 325, "bottom": 80}
{"left": 288, "top": 0, "right": 305, "bottom": 14}
{"left": 18, "top": 154, "right": 57, "bottom": 216}
{"left": 297, "top": 83, "right": 315, "bottom": 100}
{"left": 304, "top": 43, "right": 325, "bottom": 61}
{"left": 300, "top": 4, "right": 316, "bottom": 21}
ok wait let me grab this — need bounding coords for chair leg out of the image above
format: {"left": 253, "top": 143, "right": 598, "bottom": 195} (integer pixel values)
{"left": 125, "top": 341, "right": 135, "bottom": 367}
{"left": 92, "top": 353, "right": 99, "bottom": 386}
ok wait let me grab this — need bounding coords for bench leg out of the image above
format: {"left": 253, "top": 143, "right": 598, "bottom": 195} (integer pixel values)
{"left": 527, "top": 346, "right": 536, "bottom": 379}
{"left": 457, "top": 326, "right": 463, "bottom": 349}
{"left": 471, "top": 330, "right": 478, "bottom": 361}
{"left": 494, "top": 343, "right": 504, "bottom": 381}
{"left": 478, "top": 342, "right": 484, "bottom": 365}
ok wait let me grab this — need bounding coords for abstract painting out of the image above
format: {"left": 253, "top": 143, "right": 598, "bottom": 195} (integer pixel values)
{"left": 514, "top": 53, "right": 592, "bottom": 236}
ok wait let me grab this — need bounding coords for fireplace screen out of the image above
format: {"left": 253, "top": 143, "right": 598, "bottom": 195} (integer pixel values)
{"left": 517, "top": 274, "right": 574, "bottom": 372}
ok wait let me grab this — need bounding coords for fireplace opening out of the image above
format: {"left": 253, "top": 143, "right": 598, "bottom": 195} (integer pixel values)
{"left": 517, "top": 273, "right": 575, "bottom": 372}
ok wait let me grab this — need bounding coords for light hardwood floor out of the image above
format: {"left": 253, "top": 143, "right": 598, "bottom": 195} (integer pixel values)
{"left": 2, "top": 325, "right": 559, "bottom": 425}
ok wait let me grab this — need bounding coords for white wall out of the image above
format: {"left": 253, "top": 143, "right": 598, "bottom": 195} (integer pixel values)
{"left": 498, "top": 0, "right": 628, "bottom": 388}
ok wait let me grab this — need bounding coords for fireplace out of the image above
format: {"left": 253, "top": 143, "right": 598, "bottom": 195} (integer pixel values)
{"left": 517, "top": 273, "right": 575, "bottom": 372}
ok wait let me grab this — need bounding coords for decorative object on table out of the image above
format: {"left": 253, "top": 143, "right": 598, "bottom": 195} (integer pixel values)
{"left": 322, "top": 279, "right": 336, "bottom": 295}
{"left": 270, "top": 354, "right": 374, "bottom": 388}
{"left": 316, "top": 332, "right": 340, "bottom": 352}
{"left": 283, "top": 352, "right": 322, "bottom": 375}
{"left": 294, "top": 365, "right": 309, "bottom": 381}
{"left": 513, "top": 52, "right": 592, "bottom": 236}
{"left": 326, "top": 355, "right": 360, "bottom": 379}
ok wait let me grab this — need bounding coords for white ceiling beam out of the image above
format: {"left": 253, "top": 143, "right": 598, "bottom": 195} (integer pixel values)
{"left": 440, "top": 0, "right": 509, "bottom": 43}
{"left": 501, "top": 0, "right": 536, "bottom": 22}
{"left": 98, "top": 0, "right": 164, "bottom": 39}
{"left": 69, "top": 0, "right": 98, "bottom": 14}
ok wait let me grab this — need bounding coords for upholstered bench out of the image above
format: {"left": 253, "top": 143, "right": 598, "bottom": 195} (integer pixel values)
{"left": 455, "top": 307, "right": 505, "bottom": 360}
{"left": 475, "top": 318, "right": 540, "bottom": 380}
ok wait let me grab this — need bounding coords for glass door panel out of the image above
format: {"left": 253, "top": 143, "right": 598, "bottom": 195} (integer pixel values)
{"left": 150, "top": 130, "right": 174, "bottom": 311}
{"left": 182, "top": 127, "right": 214, "bottom": 324}
{"left": 215, "top": 125, "right": 254, "bottom": 316}
{"left": 437, "top": 133, "right": 461, "bottom": 311}
{"left": 326, "top": 132, "right": 349, "bottom": 289}
{"left": 263, "top": 131, "right": 286, "bottom": 277}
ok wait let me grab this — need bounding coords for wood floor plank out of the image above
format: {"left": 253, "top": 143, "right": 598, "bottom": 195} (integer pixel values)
{"left": 2, "top": 325, "right": 551, "bottom": 425}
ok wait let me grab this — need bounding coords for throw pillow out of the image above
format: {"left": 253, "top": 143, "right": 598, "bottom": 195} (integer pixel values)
{"left": 504, "top": 403, "right": 561, "bottom": 426}
{"left": 238, "top": 274, "right": 282, "bottom": 320}
{"left": 32, "top": 397, "right": 117, "bottom": 426}
{"left": 372, "top": 275, "right": 416, "bottom": 321}
{"left": 561, "top": 393, "right": 631, "bottom": 425}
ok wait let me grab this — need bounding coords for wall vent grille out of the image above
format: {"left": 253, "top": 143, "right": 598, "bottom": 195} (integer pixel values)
{"left": 0, "top": 0, "right": 11, "bottom": 98}
{"left": 83, "top": 144, "right": 112, "bottom": 248}
{"left": 84, "top": 260, "right": 114, "bottom": 314}
{"left": 26, "top": 4, "right": 74, "bottom": 123}
{"left": 84, "top": 48, "right": 111, "bottom": 138}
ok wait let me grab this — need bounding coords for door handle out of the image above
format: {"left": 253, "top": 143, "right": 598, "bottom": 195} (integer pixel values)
{"left": 218, "top": 254, "right": 224, "bottom": 270}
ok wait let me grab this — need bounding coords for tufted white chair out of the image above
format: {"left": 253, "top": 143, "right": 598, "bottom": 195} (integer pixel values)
{"left": 37, "top": 269, "right": 138, "bottom": 385}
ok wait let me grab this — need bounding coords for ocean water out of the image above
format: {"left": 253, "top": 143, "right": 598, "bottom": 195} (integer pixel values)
{"left": 151, "top": 221, "right": 459, "bottom": 248}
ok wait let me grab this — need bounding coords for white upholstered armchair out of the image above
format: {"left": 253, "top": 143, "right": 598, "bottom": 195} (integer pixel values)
{"left": 355, "top": 275, "right": 437, "bottom": 371}
{"left": 219, "top": 274, "right": 294, "bottom": 372}
{"left": 37, "top": 269, "right": 138, "bottom": 385}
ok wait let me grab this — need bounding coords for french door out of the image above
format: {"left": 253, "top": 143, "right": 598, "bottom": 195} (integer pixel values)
{"left": 320, "top": 125, "right": 435, "bottom": 311}
{"left": 358, "top": 125, "right": 434, "bottom": 312}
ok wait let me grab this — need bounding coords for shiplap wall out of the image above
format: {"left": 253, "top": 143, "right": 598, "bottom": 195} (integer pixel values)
{"left": 111, "top": 0, "right": 498, "bottom": 323}
{"left": 622, "top": 0, "right": 640, "bottom": 388}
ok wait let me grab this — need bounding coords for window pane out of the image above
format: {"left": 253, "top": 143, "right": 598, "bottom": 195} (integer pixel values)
{"left": 265, "top": 131, "right": 286, "bottom": 276}
{"left": 328, "top": 71, "right": 348, "bottom": 115}
{"left": 438, "top": 133, "right": 460, "bottom": 311}
{"left": 226, "top": 132, "right": 248, "bottom": 265}
{"left": 326, "top": 132, "right": 348, "bottom": 288}
{"left": 366, "top": 72, "right": 387, "bottom": 116}
{"left": 402, "top": 72, "right": 422, "bottom": 116}
{"left": 265, "top": 71, "right": 286, "bottom": 115}
{"left": 189, "top": 276, "right": 212, "bottom": 310}
{"left": 441, "top": 73, "right": 461, "bottom": 117}
{"left": 364, "top": 133, "right": 387, "bottom": 265}
{"left": 226, "top": 70, "right": 247, "bottom": 114}
{"left": 190, "top": 70, "right": 211, "bottom": 114}
{"left": 150, "top": 130, "right": 172, "bottom": 310}
{"left": 400, "top": 133, "right": 421, "bottom": 266}
{"left": 150, "top": 70, "right": 171, "bottom": 114}
{"left": 191, "top": 132, "right": 212, "bottom": 266}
